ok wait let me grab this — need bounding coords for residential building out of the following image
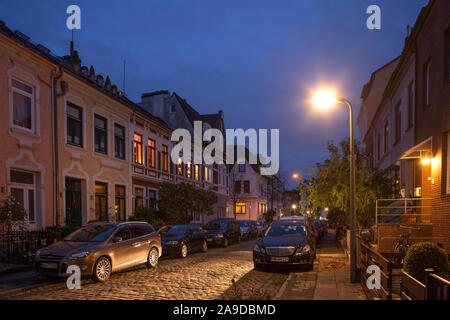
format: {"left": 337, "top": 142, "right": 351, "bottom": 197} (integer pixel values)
{"left": 0, "top": 24, "right": 58, "bottom": 230}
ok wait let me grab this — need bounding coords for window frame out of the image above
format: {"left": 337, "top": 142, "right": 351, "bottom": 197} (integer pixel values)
{"left": 235, "top": 202, "right": 246, "bottom": 214}
{"left": 66, "top": 102, "right": 83, "bottom": 148}
{"left": 95, "top": 182, "right": 108, "bottom": 222}
{"left": 11, "top": 78, "right": 34, "bottom": 132}
{"left": 148, "top": 138, "right": 156, "bottom": 168}
{"left": 162, "top": 145, "right": 169, "bottom": 172}
{"left": 424, "top": 60, "right": 431, "bottom": 107}
{"left": 134, "top": 133, "right": 144, "bottom": 165}
{"left": 94, "top": 114, "right": 108, "bottom": 155}
{"left": 114, "top": 123, "right": 125, "bottom": 160}
{"left": 115, "top": 185, "right": 126, "bottom": 221}
{"left": 383, "top": 121, "right": 389, "bottom": 154}
{"left": 9, "top": 169, "right": 36, "bottom": 223}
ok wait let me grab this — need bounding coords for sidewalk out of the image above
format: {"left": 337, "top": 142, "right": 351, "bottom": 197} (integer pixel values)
{"left": 276, "top": 231, "right": 366, "bottom": 300}
{"left": 0, "top": 263, "right": 33, "bottom": 274}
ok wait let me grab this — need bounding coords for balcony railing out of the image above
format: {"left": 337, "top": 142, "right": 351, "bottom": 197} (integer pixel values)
{"left": 375, "top": 198, "right": 432, "bottom": 225}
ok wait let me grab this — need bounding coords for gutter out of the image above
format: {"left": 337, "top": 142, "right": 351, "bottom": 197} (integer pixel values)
{"left": 53, "top": 66, "right": 64, "bottom": 226}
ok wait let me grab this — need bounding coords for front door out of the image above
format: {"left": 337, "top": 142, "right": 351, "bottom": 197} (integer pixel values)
{"left": 65, "top": 178, "right": 82, "bottom": 227}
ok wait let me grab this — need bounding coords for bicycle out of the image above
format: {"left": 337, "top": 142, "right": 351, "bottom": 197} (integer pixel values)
{"left": 392, "top": 225, "right": 421, "bottom": 264}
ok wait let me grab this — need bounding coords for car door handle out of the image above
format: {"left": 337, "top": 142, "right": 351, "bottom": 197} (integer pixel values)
{"left": 132, "top": 242, "right": 142, "bottom": 247}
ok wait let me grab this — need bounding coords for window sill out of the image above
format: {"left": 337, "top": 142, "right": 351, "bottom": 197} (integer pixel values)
{"left": 9, "top": 126, "right": 39, "bottom": 139}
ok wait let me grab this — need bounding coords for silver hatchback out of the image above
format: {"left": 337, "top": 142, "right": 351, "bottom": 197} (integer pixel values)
{"left": 35, "top": 222, "right": 162, "bottom": 282}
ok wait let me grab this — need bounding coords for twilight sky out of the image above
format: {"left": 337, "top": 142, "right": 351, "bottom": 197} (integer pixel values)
{"left": 0, "top": 0, "right": 428, "bottom": 188}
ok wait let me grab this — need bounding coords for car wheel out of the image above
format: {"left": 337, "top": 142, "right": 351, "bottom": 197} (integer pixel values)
{"left": 201, "top": 240, "right": 208, "bottom": 253}
{"left": 93, "top": 256, "right": 111, "bottom": 282}
{"left": 222, "top": 238, "right": 229, "bottom": 248}
{"left": 147, "top": 247, "right": 159, "bottom": 268}
{"left": 179, "top": 242, "right": 188, "bottom": 258}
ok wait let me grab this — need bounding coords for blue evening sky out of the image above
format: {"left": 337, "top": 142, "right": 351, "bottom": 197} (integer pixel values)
{"left": 0, "top": 0, "right": 428, "bottom": 188}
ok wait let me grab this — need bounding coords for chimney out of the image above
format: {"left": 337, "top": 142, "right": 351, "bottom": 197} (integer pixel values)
{"left": 89, "top": 66, "right": 95, "bottom": 82}
{"left": 96, "top": 75, "right": 104, "bottom": 87}
{"left": 141, "top": 90, "right": 170, "bottom": 119}
{"left": 111, "top": 85, "right": 117, "bottom": 96}
{"left": 81, "top": 66, "right": 88, "bottom": 77}
{"left": 105, "top": 76, "right": 111, "bottom": 92}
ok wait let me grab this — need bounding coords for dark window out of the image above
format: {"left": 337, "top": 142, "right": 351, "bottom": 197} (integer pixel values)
{"left": 148, "top": 190, "right": 156, "bottom": 211}
{"left": 114, "top": 124, "right": 125, "bottom": 160}
{"left": 424, "top": 61, "right": 431, "bottom": 107}
{"left": 134, "top": 133, "right": 143, "bottom": 164}
{"left": 115, "top": 185, "right": 125, "bottom": 221}
{"left": 12, "top": 79, "right": 33, "bottom": 129}
{"left": 235, "top": 181, "right": 241, "bottom": 194}
{"left": 244, "top": 180, "right": 250, "bottom": 193}
{"left": 134, "top": 187, "right": 144, "bottom": 210}
{"left": 395, "top": 102, "right": 401, "bottom": 142}
{"left": 94, "top": 115, "right": 107, "bottom": 154}
{"left": 383, "top": 122, "right": 389, "bottom": 154}
{"left": 148, "top": 138, "right": 156, "bottom": 168}
{"left": 162, "top": 145, "right": 169, "bottom": 171}
{"left": 10, "top": 170, "right": 34, "bottom": 184}
{"left": 239, "top": 164, "right": 246, "bottom": 172}
{"left": 170, "top": 105, "right": 176, "bottom": 113}
{"left": 130, "top": 225, "right": 153, "bottom": 238}
{"left": 407, "top": 81, "right": 414, "bottom": 128}
{"left": 67, "top": 103, "right": 82, "bottom": 147}
{"left": 28, "top": 189, "right": 35, "bottom": 222}
{"left": 95, "top": 182, "right": 108, "bottom": 221}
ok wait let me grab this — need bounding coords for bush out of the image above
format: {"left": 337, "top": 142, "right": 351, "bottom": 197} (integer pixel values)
{"left": 403, "top": 242, "right": 449, "bottom": 283}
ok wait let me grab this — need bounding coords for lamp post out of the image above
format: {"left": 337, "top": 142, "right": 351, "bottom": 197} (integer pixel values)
{"left": 312, "top": 90, "right": 357, "bottom": 283}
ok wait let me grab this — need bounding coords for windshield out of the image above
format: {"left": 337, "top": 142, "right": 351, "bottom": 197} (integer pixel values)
{"left": 205, "top": 221, "right": 228, "bottom": 230}
{"left": 255, "top": 221, "right": 264, "bottom": 226}
{"left": 265, "top": 224, "right": 307, "bottom": 237}
{"left": 238, "top": 221, "right": 250, "bottom": 227}
{"left": 159, "top": 225, "right": 187, "bottom": 235}
{"left": 64, "top": 224, "right": 116, "bottom": 242}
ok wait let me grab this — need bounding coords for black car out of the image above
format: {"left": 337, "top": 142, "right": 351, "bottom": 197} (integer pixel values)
{"left": 204, "top": 219, "right": 241, "bottom": 247}
{"left": 238, "top": 220, "right": 258, "bottom": 240}
{"left": 313, "top": 219, "right": 325, "bottom": 240}
{"left": 159, "top": 224, "right": 207, "bottom": 258}
{"left": 253, "top": 221, "right": 316, "bottom": 270}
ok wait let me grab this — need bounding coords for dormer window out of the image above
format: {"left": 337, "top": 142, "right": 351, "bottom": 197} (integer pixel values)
{"left": 170, "top": 105, "right": 176, "bottom": 113}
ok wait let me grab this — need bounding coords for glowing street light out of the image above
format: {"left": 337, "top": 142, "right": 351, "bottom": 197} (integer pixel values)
{"left": 311, "top": 89, "right": 357, "bottom": 283}
{"left": 292, "top": 173, "right": 299, "bottom": 179}
{"left": 325, "top": 207, "right": 329, "bottom": 212}
{"left": 291, "top": 204, "right": 297, "bottom": 210}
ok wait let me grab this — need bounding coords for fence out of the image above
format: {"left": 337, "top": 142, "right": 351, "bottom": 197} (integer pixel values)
{"left": 359, "top": 240, "right": 403, "bottom": 300}
{"left": 0, "top": 230, "right": 61, "bottom": 264}
{"left": 401, "top": 269, "right": 450, "bottom": 300}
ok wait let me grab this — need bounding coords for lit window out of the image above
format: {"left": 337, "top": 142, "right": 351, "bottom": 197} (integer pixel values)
{"left": 178, "top": 158, "right": 183, "bottom": 175}
{"left": 235, "top": 203, "right": 246, "bottom": 214}
{"left": 134, "top": 133, "right": 143, "bottom": 164}
{"left": 162, "top": 145, "right": 169, "bottom": 171}
{"left": 95, "top": 182, "right": 108, "bottom": 221}
{"left": 148, "top": 138, "right": 156, "bottom": 168}
{"left": 195, "top": 165, "right": 200, "bottom": 181}
{"left": 115, "top": 185, "right": 125, "bottom": 221}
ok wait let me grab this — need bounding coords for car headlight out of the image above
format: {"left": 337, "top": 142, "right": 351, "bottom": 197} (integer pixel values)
{"left": 215, "top": 234, "right": 223, "bottom": 238}
{"left": 68, "top": 251, "right": 91, "bottom": 260}
{"left": 165, "top": 241, "right": 179, "bottom": 246}
{"left": 295, "top": 245, "right": 311, "bottom": 255}
{"left": 253, "top": 244, "right": 264, "bottom": 253}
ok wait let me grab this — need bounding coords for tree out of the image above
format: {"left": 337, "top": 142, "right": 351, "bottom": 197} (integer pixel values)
{"left": 298, "top": 138, "right": 393, "bottom": 229}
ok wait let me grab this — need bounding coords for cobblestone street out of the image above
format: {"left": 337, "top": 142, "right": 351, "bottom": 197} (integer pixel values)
{"left": 0, "top": 239, "right": 288, "bottom": 300}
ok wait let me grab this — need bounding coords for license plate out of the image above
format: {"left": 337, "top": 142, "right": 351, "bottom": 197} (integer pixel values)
{"left": 41, "top": 262, "right": 58, "bottom": 269}
{"left": 271, "top": 257, "right": 289, "bottom": 263}
{"left": 207, "top": 238, "right": 213, "bottom": 242}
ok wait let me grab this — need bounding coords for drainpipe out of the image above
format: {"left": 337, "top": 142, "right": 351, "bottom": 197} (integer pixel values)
{"left": 53, "top": 66, "right": 64, "bottom": 226}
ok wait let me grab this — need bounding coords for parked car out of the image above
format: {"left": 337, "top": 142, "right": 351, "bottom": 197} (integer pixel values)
{"left": 159, "top": 224, "right": 208, "bottom": 258}
{"left": 238, "top": 220, "right": 258, "bottom": 240}
{"left": 255, "top": 220, "right": 268, "bottom": 236}
{"left": 204, "top": 219, "right": 241, "bottom": 247}
{"left": 253, "top": 221, "right": 316, "bottom": 270}
{"left": 313, "top": 219, "right": 326, "bottom": 240}
{"left": 35, "top": 222, "right": 161, "bottom": 282}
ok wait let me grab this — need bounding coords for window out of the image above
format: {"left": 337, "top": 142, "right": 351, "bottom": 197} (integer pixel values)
{"left": 148, "top": 138, "right": 156, "bottom": 168}
{"left": 134, "top": 187, "right": 144, "bottom": 210}
{"left": 178, "top": 158, "right": 184, "bottom": 175}
{"left": 395, "top": 102, "right": 402, "bottom": 143}
{"left": 377, "top": 133, "right": 381, "bottom": 161}
{"left": 235, "top": 181, "right": 241, "bottom": 194}
{"left": 239, "top": 164, "right": 246, "bottom": 172}
{"left": 67, "top": 103, "right": 83, "bottom": 147}
{"left": 115, "top": 185, "right": 125, "bottom": 221}
{"left": 130, "top": 225, "right": 154, "bottom": 238}
{"left": 162, "top": 145, "right": 168, "bottom": 171}
{"left": 195, "top": 164, "right": 200, "bottom": 181}
{"left": 115, "top": 227, "right": 132, "bottom": 241}
{"left": 94, "top": 115, "right": 107, "bottom": 154}
{"left": 9, "top": 170, "right": 35, "bottom": 222}
{"left": 114, "top": 124, "right": 125, "bottom": 160}
{"left": 187, "top": 162, "right": 192, "bottom": 178}
{"left": 170, "top": 105, "right": 176, "bottom": 113}
{"left": 147, "top": 190, "right": 156, "bottom": 211}
{"left": 95, "top": 182, "right": 108, "bottom": 221}
{"left": 407, "top": 82, "right": 414, "bottom": 128}
{"left": 425, "top": 61, "right": 431, "bottom": 107}
{"left": 235, "top": 203, "right": 246, "bottom": 214}
{"left": 383, "top": 122, "right": 389, "bottom": 154}
{"left": 244, "top": 180, "right": 250, "bottom": 193}
{"left": 134, "top": 133, "right": 143, "bottom": 164}
{"left": 12, "top": 79, "right": 33, "bottom": 130}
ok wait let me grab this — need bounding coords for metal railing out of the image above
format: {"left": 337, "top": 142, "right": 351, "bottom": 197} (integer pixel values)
{"left": 375, "top": 198, "right": 432, "bottom": 226}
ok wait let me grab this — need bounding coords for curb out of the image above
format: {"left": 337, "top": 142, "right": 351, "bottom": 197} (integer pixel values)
{"left": 274, "top": 272, "right": 293, "bottom": 300}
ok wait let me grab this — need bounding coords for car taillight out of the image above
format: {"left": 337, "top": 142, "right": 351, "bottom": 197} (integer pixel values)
{"left": 156, "top": 234, "right": 161, "bottom": 239}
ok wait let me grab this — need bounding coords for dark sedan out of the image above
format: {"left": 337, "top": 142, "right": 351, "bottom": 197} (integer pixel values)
{"left": 204, "top": 219, "right": 241, "bottom": 247}
{"left": 253, "top": 221, "right": 316, "bottom": 270}
{"left": 35, "top": 222, "right": 161, "bottom": 282}
{"left": 159, "top": 224, "right": 208, "bottom": 258}
{"left": 255, "top": 220, "right": 268, "bottom": 236}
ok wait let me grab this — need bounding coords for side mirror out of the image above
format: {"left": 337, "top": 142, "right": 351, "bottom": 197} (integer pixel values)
{"left": 113, "top": 236, "right": 122, "bottom": 243}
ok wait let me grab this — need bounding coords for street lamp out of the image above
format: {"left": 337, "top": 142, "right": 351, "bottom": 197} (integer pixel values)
{"left": 312, "top": 90, "right": 357, "bottom": 283}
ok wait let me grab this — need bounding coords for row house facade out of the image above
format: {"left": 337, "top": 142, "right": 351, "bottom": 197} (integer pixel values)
{"left": 356, "top": 0, "right": 450, "bottom": 251}
{"left": 139, "top": 91, "right": 230, "bottom": 224}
